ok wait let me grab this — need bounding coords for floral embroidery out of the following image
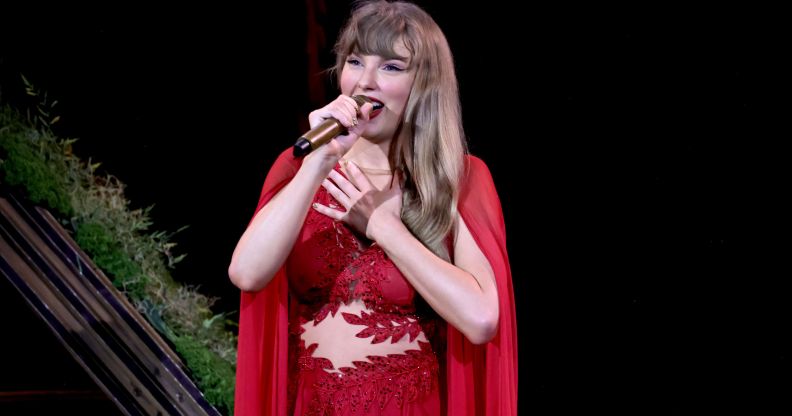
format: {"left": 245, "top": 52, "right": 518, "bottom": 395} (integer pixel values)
{"left": 298, "top": 342, "right": 334, "bottom": 372}
{"left": 299, "top": 341, "right": 438, "bottom": 415}
{"left": 288, "top": 175, "right": 440, "bottom": 414}
{"left": 300, "top": 186, "right": 361, "bottom": 303}
{"left": 342, "top": 311, "right": 423, "bottom": 344}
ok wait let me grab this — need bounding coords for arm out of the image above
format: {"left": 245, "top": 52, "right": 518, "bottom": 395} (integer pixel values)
{"left": 228, "top": 155, "right": 330, "bottom": 292}
{"left": 372, "top": 213, "right": 499, "bottom": 345}
{"left": 228, "top": 95, "right": 373, "bottom": 292}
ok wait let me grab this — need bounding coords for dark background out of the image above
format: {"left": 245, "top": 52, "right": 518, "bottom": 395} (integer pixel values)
{"left": 1, "top": 1, "right": 785, "bottom": 414}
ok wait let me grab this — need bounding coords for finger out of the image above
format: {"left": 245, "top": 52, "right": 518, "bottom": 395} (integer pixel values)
{"left": 358, "top": 102, "right": 374, "bottom": 121}
{"left": 346, "top": 161, "right": 375, "bottom": 192}
{"left": 326, "top": 98, "right": 356, "bottom": 128}
{"left": 328, "top": 169, "right": 360, "bottom": 197}
{"left": 332, "top": 130, "right": 361, "bottom": 150}
{"left": 341, "top": 96, "right": 360, "bottom": 126}
{"left": 342, "top": 95, "right": 360, "bottom": 112}
{"left": 311, "top": 203, "right": 344, "bottom": 221}
{"left": 336, "top": 103, "right": 357, "bottom": 128}
{"left": 308, "top": 97, "right": 356, "bottom": 129}
{"left": 322, "top": 179, "right": 352, "bottom": 207}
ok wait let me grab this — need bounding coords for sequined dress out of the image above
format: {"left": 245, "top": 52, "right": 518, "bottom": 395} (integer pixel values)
{"left": 286, "top": 167, "right": 441, "bottom": 415}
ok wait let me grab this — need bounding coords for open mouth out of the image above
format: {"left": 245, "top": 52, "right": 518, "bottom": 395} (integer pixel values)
{"left": 368, "top": 98, "right": 385, "bottom": 119}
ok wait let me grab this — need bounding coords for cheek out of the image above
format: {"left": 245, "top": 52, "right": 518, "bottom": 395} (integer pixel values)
{"left": 386, "top": 84, "right": 413, "bottom": 115}
{"left": 339, "top": 70, "right": 356, "bottom": 95}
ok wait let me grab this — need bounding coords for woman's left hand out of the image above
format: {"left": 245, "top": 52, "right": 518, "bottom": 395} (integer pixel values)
{"left": 312, "top": 161, "right": 403, "bottom": 241}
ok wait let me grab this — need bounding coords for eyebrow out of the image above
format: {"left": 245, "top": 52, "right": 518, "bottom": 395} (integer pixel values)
{"left": 349, "top": 51, "right": 410, "bottom": 64}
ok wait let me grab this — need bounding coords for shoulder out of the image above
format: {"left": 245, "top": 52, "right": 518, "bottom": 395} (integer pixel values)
{"left": 459, "top": 153, "right": 503, "bottom": 212}
{"left": 273, "top": 147, "right": 302, "bottom": 170}
{"left": 265, "top": 147, "right": 303, "bottom": 177}
{"left": 461, "top": 154, "right": 497, "bottom": 191}
{"left": 259, "top": 147, "right": 303, "bottom": 193}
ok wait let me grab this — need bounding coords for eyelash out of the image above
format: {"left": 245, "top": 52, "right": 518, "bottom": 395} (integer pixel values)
{"left": 346, "top": 58, "right": 404, "bottom": 72}
{"left": 383, "top": 64, "right": 403, "bottom": 72}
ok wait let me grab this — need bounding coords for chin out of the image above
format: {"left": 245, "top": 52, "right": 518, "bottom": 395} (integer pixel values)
{"left": 361, "top": 134, "right": 389, "bottom": 144}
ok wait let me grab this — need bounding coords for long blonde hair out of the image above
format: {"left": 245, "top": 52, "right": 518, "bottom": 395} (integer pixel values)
{"left": 334, "top": 0, "right": 467, "bottom": 260}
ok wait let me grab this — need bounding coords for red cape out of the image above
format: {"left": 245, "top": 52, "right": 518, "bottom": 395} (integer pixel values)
{"left": 234, "top": 149, "right": 518, "bottom": 415}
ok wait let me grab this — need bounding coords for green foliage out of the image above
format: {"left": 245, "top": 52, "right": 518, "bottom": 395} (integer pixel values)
{"left": 173, "top": 335, "right": 236, "bottom": 412}
{"left": 0, "top": 108, "right": 73, "bottom": 215}
{"left": 74, "top": 221, "right": 148, "bottom": 299}
{"left": 0, "top": 79, "right": 236, "bottom": 414}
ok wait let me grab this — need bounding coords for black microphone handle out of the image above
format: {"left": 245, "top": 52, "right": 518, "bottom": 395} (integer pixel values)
{"left": 293, "top": 95, "right": 372, "bottom": 157}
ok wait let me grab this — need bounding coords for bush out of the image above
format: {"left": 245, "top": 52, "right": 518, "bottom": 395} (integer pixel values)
{"left": 0, "top": 79, "right": 236, "bottom": 414}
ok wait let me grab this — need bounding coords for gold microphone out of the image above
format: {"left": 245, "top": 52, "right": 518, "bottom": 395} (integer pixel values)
{"left": 293, "top": 95, "right": 372, "bottom": 157}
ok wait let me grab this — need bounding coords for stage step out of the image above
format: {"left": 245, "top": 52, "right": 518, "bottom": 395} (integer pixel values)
{"left": 0, "top": 192, "right": 223, "bottom": 416}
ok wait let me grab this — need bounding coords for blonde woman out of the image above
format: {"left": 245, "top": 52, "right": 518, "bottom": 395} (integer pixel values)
{"left": 230, "top": 1, "right": 517, "bottom": 414}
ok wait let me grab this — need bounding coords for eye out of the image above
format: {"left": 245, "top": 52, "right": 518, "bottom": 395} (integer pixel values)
{"left": 383, "top": 64, "right": 404, "bottom": 72}
{"left": 346, "top": 57, "right": 362, "bottom": 66}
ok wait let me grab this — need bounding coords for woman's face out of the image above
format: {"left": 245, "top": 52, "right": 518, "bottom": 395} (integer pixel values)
{"left": 340, "top": 41, "right": 415, "bottom": 143}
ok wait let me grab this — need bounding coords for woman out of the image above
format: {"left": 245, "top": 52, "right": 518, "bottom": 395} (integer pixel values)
{"left": 230, "top": 1, "right": 517, "bottom": 414}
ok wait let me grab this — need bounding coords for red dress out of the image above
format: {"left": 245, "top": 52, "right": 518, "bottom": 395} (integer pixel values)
{"left": 287, "top": 165, "right": 442, "bottom": 415}
{"left": 235, "top": 149, "right": 518, "bottom": 415}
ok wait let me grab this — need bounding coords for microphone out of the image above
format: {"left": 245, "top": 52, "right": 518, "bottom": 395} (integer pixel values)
{"left": 293, "top": 95, "right": 372, "bottom": 157}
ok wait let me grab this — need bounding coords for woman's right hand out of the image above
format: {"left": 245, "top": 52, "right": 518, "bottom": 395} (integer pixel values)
{"left": 304, "top": 94, "right": 373, "bottom": 168}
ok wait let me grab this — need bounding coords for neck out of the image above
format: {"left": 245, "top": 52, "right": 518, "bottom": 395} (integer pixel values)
{"left": 343, "top": 138, "right": 392, "bottom": 171}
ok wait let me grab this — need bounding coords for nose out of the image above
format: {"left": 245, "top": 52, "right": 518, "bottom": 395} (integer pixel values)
{"left": 357, "top": 65, "right": 377, "bottom": 91}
